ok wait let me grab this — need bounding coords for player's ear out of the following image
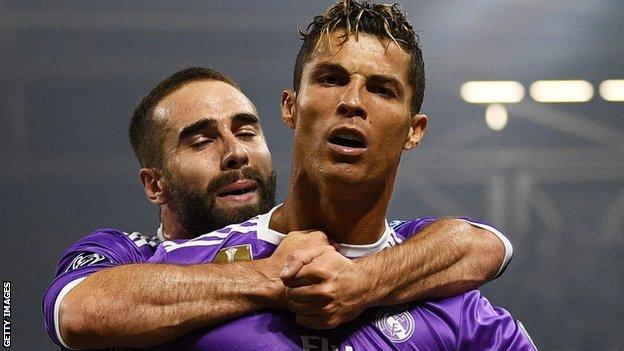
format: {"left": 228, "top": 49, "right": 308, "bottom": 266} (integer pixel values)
{"left": 139, "top": 168, "right": 168, "bottom": 205}
{"left": 281, "top": 90, "right": 296, "bottom": 129}
{"left": 404, "top": 114, "right": 428, "bottom": 150}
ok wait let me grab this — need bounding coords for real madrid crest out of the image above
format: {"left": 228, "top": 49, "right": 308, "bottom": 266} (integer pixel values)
{"left": 374, "top": 306, "right": 415, "bottom": 343}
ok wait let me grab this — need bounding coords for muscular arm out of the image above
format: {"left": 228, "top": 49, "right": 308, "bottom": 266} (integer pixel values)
{"left": 281, "top": 218, "right": 509, "bottom": 328}
{"left": 58, "top": 230, "right": 335, "bottom": 349}
{"left": 59, "top": 260, "right": 282, "bottom": 349}
{"left": 361, "top": 218, "right": 506, "bottom": 305}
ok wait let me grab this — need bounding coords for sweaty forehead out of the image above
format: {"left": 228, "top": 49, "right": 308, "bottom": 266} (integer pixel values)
{"left": 153, "top": 80, "right": 257, "bottom": 127}
{"left": 308, "top": 31, "right": 411, "bottom": 79}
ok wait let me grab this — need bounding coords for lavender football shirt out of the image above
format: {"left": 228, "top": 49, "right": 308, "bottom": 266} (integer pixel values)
{"left": 146, "top": 206, "right": 536, "bottom": 351}
{"left": 42, "top": 229, "right": 160, "bottom": 348}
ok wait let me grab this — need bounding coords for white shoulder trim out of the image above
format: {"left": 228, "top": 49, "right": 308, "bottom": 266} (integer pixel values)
{"left": 54, "top": 277, "right": 87, "bottom": 350}
{"left": 162, "top": 219, "right": 260, "bottom": 253}
{"left": 460, "top": 219, "right": 513, "bottom": 278}
{"left": 257, "top": 204, "right": 394, "bottom": 258}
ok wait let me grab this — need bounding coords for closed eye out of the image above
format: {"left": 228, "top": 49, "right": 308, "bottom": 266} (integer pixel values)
{"left": 190, "top": 136, "right": 214, "bottom": 148}
{"left": 236, "top": 130, "right": 257, "bottom": 139}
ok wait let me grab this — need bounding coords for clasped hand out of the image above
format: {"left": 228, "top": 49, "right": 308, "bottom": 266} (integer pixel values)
{"left": 271, "top": 230, "right": 372, "bottom": 329}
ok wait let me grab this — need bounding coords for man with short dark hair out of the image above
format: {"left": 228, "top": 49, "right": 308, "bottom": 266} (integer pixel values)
{"left": 129, "top": 67, "right": 277, "bottom": 237}
{"left": 43, "top": 64, "right": 511, "bottom": 349}
{"left": 42, "top": 11, "right": 515, "bottom": 351}
{"left": 145, "top": 1, "right": 537, "bottom": 349}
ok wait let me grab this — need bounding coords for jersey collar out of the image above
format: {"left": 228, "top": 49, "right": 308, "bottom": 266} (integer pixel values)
{"left": 256, "top": 204, "right": 394, "bottom": 258}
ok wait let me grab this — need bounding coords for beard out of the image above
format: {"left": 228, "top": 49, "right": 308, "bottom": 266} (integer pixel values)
{"left": 166, "top": 167, "right": 276, "bottom": 237}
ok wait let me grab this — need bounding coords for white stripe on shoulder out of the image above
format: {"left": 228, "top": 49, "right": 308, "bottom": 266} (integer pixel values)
{"left": 163, "top": 239, "right": 225, "bottom": 252}
{"left": 162, "top": 218, "right": 261, "bottom": 253}
{"left": 187, "top": 232, "right": 231, "bottom": 241}
{"left": 123, "top": 231, "right": 160, "bottom": 248}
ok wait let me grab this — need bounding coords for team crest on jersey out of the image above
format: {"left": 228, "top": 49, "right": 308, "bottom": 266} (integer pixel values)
{"left": 213, "top": 244, "right": 253, "bottom": 263}
{"left": 375, "top": 306, "right": 415, "bottom": 343}
{"left": 65, "top": 252, "right": 108, "bottom": 272}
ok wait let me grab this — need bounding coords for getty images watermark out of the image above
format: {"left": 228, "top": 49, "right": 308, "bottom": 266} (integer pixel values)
{"left": 3, "top": 281, "right": 10, "bottom": 348}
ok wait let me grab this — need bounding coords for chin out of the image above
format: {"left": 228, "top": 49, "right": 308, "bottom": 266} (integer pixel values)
{"left": 216, "top": 198, "right": 259, "bottom": 212}
{"left": 322, "top": 163, "right": 370, "bottom": 184}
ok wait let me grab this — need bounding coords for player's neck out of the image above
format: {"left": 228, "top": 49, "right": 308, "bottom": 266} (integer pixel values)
{"left": 160, "top": 206, "right": 191, "bottom": 240}
{"left": 270, "top": 169, "right": 394, "bottom": 245}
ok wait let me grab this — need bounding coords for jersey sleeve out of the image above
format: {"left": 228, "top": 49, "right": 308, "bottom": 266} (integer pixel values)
{"left": 458, "top": 219, "right": 513, "bottom": 279}
{"left": 457, "top": 291, "right": 539, "bottom": 350}
{"left": 42, "top": 229, "right": 157, "bottom": 349}
{"left": 391, "top": 217, "right": 513, "bottom": 279}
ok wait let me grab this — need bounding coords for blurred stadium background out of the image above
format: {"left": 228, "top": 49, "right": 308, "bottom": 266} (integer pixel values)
{"left": 1, "top": 1, "right": 622, "bottom": 349}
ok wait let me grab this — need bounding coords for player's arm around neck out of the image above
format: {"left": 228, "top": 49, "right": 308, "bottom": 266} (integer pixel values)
{"left": 360, "top": 218, "right": 508, "bottom": 307}
{"left": 59, "top": 260, "right": 284, "bottom": 349}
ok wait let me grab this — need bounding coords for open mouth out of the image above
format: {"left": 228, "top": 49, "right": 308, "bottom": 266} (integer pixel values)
{"left": 216, "top": 181, "right": 258, "bottom": 198}
{"left": 328, "top": 129, "right": 368, "bottom": 149}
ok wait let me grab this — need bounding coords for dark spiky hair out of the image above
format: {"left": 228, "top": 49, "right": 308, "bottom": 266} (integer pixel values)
{"left": 293, "top": 0, "right": 425, "bottom": 113}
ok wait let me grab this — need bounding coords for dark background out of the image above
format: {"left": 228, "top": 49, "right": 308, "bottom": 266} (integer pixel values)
{"left": 1, "top": 1, "right": 623, "bottom": 349}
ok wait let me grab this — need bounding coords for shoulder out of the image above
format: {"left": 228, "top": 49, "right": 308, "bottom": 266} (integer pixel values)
{"left": 43, "top": 228, "right": 158, "bottom": 347}
{"left": 389, "top": 217, "right": 438, "bottom": 239}
{"left": 57, "top": 228, "right": 158, "bottom": 273}
{"left": 74, "top": 228, "right": 159, "bottom": 248}
{"left": 151, "top": 219, "right": 263, "bottom": 264}
{"left": 455, "top": 291, "right": 538, "bottom": 350}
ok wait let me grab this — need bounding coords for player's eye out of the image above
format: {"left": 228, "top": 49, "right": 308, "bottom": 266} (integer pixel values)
{"left": 368, "top": 85, "right": 395, "bottom": 98}
{"left": 236, "top": 129, "right": 257, "bottom": 139}
{"left": 319, "top": 74, "right": 345, "bottom": 86}
{"left": 190, "top": 136, "right": 213, "bottom": 148}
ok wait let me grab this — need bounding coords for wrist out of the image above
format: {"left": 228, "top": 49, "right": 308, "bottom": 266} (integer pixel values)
{"left": 252, "top": 258, "right": 286, "bottom": 309}
{"left": 353, "top": 257, "right": 386, "bottom": 308}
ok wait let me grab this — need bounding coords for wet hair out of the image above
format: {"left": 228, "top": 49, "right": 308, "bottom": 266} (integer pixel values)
{"left": 294, "top": 0, "right": 425, "bottom": 113}
{"left": 129, "top": 67, "right": 240, "bottom": 167}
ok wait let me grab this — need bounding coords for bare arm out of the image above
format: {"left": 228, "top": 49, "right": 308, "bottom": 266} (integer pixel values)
{"left": 59, "top": 260, "right": 282, "bottom": 349}
{"left": 360, "top": 218, "right": 506, "bottom": 305}
{"left": 59, "top": 230, "right": 335, "bottom": 349}
{"left": 281, "top": 218, "right": 508, "bottom": 328}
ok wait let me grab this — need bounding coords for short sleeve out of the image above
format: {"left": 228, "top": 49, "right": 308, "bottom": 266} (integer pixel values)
{"left": 457, "top": 291, "right": 539, "bottom": 350}
{"left": 42, "top": 229, "right": 156, "bottom": 349}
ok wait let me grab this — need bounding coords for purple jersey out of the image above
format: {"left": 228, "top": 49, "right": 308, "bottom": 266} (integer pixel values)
{"left": 42, "top": 228, "right": 161, "bottom": 348}
{"left": 148, "top": 206, "right": 533, "bottom": 351}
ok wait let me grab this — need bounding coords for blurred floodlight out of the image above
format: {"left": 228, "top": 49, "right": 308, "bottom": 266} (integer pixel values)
{"left": 530, "top": 80, "right": 594, "bottom": 103}
{"left": 599, "top": 80, "right": 624, "bottom": 101}
{"left": 460, "top": 81, "right": 524, "bottom": 103}
{"left": 485, "top": 104, "right": 508, "bottom": 131}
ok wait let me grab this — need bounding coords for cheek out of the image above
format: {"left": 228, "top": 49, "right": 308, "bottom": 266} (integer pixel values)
{"left": 173, "top": 154, "right": 220, "bottom": 186}
{"left": 253, "top": 145, "right": 273, "bottom": 172}
{"left": 374, "top": 116, "right": 412, "bottom": 150}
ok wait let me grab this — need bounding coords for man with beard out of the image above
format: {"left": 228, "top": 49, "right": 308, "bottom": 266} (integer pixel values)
{"left": 43, "top": 66, "right": 512, "bottom": 349}
{"left": 144, "top": 0, "right": 537, "bottom": 349}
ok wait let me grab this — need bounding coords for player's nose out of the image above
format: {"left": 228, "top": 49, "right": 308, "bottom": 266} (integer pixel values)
{"left": 337, "top": 80, "right": 367, "bottom": 120}
{"left": 221, "top": 134, "right": 249, "bottom": 170}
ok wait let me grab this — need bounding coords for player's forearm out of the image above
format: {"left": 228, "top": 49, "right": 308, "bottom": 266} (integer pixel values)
{"left": 359, "top": 218, "right": 504, "bottom": 307}
{"left": 60, "top": 260, "right": 283, "bottom": 349}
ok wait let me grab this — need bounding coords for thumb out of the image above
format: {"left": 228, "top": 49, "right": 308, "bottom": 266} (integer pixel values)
{"left": 280, "top": 254, "right": 304, "bottom": 280}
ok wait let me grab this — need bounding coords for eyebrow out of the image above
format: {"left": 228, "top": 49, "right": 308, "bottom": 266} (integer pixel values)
{"left": 177, "top": 113, "right": 260, "bottom": 143}
{"left": 312, "top": 62, "right": 405, "bottom": 95}
{"left": 231, "top": 113, "right": 260, "bottom": 126}
{"left": 178, "top": 118, "right": 217, "bottom": 142}
{"left": 368, "top": 74, "right": 405, "bottom": 97}
{"left": 312, "top": 62, "right": 349, "bottom": 76}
